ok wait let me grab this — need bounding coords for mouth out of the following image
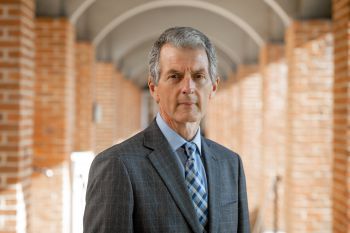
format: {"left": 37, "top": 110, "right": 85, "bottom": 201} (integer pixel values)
{"left": 178, "top": 101, "right": 196, "bottom": 106}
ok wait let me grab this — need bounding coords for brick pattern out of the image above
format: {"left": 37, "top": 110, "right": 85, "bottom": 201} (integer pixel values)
{"left": 0, "top": 3, "right": 345, "bottom": 233}
{"left": 95, "top": 65, "right": 142, "bottom": 154}
{"left": 260, "top": 44, "right": 288, "bottom": 231}
{"left": 0, "top": 0, "right": 35, "bottom": 232}
{"left": 332, "top": 0, "right": 350, "bottom": 232}
{"left": 95, "top": 63, "right": 117, "bottom": 153}
{"left": 34, "top": 18, "right": 75, "bottom": 166}
{"left": 206, "top": 66, "right": 263, "bottom": 222}
{"left": 114, "top": 72, "right": 142, "bottom": 143}
{"left": 32, "top": 18, "right": 75, "bottom": 233}
{"left": 206, "top": 74, "right": 238, "bottom": 151}
{"left": 74, "top": 42, "right": 96, "bottom": 152}
{"left": 285, "top": 20, "right": 333, "bottom": 233}
{"left": 236, "top": 65, "right": 263, "bottom": 216}
{"left": 29, "top": 163, "right": 70, "bottom": 233}
{"left": 206, "top": 88, "right": 227, "bottom": 142}
{"left": 228, "top": 75, "right": 242, "bottom": 154}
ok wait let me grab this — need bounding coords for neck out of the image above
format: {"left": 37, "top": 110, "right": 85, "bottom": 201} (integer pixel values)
{"left": 160, "top": 113, "right": 200, "bottom": 141}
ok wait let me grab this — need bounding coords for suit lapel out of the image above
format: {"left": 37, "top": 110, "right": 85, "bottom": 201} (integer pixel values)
{"left": 144, "top": 121, "right": 202, "bottom": 233}
{"left": 202, "top": 138, "right": 221, "bottom": 233}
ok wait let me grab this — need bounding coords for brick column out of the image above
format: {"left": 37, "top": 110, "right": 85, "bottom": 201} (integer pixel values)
{"left": 123, "top": 79, "right": 141, "bottom": 138}
{"left": 95, "top": 67, "right": 142, "bottom": 152}
{"left": 95, "top": 63, "right": 116, "bottom": 153}
{"left": 204, "top": 88, "right": 216, "bottom": 137}
{"left": 236, "top": 65, "right": 263, "bottom": 215}
{"left": 229, "top": 74, "right": 241, "bottom": 154}
{"left": 260, "top": 44, "right": 287, "bottom": 231}
{"left": 32, "top": 19, "right": 75, "bottom": 233}
{"left": 332, "top": 0, "right": 350, "bottom": 232}
{"left": 0, "top": 0, "right": 34, "bottom": 232}
{"left": 205, "top": 77, "right": 236, "bottom": 150}
{"left": 75, "top": 42, "right": 96, "bottom": 152}
{"left": 285, "top": 20, "right": 333, "bottom": 232}
{"left": 115, "top": 72, "right": 141, "bottom": 143}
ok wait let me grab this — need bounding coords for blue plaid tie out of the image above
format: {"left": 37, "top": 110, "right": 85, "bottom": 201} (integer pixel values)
{"left": 184, "top": 142, "right": 208, "bottom": 232}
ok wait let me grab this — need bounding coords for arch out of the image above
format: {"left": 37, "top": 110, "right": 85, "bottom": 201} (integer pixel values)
{"left": 70, "top": 0, "right": 96, "bottom": 24}
{"left": 113, "top": 33, "right": 242, "bottom": 66}
{"left": 92, "top": 0, "right": 265, "bottom": 47}
{"left": 264, "top": 0, "right": 291, "bottom": 27}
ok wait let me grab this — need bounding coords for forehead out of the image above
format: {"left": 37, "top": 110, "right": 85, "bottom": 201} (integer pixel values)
{"left": 159, "top": 44, "right": 209, "bottom": 71}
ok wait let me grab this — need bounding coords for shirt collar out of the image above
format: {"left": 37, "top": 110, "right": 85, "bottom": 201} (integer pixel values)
{"left": 156, "top": 113, "right": 202, "bottom": 154}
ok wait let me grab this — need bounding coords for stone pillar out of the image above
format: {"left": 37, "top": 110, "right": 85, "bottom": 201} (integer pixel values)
{"left": 32, "top": 18, "right": 75, "bottom": 233}
{"left": 0, "top": 0, "right": 35, "bottom": 232}
{"left": 285, "top": 20, "right": 333, "bottom": 232}
{"left": 332, "top": 0, "right": 350, "bottom": 232}
{"left": 260, "top": 44, "right": 287, "bottom": 231}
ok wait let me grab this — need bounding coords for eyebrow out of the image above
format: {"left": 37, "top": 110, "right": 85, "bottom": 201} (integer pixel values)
{"left": 166, "top": 69, "right": 182, "bottom": 75}
{"left": 165, "top": 68, "right": 207, "bottom": 75}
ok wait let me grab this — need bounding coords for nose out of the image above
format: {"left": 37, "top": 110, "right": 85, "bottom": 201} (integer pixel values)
{"left": 181, "top": 74, "right": 195, "bottom": 94}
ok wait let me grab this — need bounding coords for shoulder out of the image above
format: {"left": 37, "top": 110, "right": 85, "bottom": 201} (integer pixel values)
{"left": 93, "top": 129, "right": 149, "bottom": 165}
{"left": 203, "top": 138, "right": 242, "bottom": 163}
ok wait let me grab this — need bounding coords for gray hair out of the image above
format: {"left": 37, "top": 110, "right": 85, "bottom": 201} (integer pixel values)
{"left": 148, "top": 26, "right": 218, "bottom": 85}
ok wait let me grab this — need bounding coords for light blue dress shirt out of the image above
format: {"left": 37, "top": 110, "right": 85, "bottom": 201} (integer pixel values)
{"left": 156, "top": 113, "right": 208, "bottom": 191}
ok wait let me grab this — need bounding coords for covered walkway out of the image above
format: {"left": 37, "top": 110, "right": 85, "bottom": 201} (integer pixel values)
{"left": 0, "top": 0, "right": 348, "bottom": 233}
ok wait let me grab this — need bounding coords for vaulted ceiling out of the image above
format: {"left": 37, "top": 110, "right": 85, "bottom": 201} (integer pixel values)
{"left": 36, "top": 0, "right": 331, "bottom": 87}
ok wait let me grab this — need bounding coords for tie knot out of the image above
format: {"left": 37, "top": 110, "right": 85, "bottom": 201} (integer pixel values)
{"left": 184, "top": 142, "right": 197, "bottom": 158}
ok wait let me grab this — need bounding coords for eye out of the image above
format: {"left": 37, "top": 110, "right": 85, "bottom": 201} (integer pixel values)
{"left": 194, "top": 73, "right": 206, "bottom": 80}
{"left": 168, "top": 73, "right": 179, "bottom": 79}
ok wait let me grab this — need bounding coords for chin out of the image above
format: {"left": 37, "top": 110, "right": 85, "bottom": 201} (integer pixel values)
{"left": 176, "top": 113, "right": 201, "bottom": 123}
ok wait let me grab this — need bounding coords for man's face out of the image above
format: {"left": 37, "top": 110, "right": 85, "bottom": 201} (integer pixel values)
{"left": 149, "top": 43, "right": 218, "bottom": 125}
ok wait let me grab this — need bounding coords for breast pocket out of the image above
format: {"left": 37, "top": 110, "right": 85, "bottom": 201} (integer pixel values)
{"left": 221, "top": 198, "right": 238, "bottom": 207}
{"left": 221, "top": 193, "right": 238, "bottom": 206}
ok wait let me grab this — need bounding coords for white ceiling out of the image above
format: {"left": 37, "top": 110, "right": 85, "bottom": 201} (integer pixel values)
{"left": 36, "top": 0, "right": 331, "bottom": 87}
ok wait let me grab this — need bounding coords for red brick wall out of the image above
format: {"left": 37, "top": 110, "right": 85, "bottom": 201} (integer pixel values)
{"left": 75, "top": 42, "right": 96, "bottom": 152}
{"left": 32, "top": 18, "right": 75, "bottom": 233}
{"left": 95, "top": 63, "right": 117, "bottom": 153}
{"left": 205, "top": 74, "right": 237, "bottom": 151}
{"left": 95, "top": 65, "right": 142, "bottom": 153}
{"left": 0, "top": 0, "right": 35, "bottom": 232}
{"left": 0, "top": 3, "right": 344, "bottom": 233}
{"left": 236, "top": 65, "right": 263, "bottom": 218}
{"left": 114, "top": 72, "right": 141, "bottom": 143}
{"left": 260, "top": 44, "right": 287, "bottom": 231}
{"left": 285, "top": 20, "right": 333, "bottom": 232}
{"left": 206, "top": 66, "right": 263, "bottom": 223}
{"left": 206, "top": 85, "right": 228, "bottom": 144}
{"left": 332, "top": 0, "right": 350, "bottom": 232}
{"left": 229, "top": 74, "right": 242, "bottom": 154}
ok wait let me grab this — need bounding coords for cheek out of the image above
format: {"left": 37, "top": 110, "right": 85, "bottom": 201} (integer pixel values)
{"left": 201, "top": 91, "right": 212, "bottom": 103}
{"left": 207, "top": 88, "right": 214, "bottom": 99}
{"left": 158, "top": 93, "right": 172, "bottom": 109}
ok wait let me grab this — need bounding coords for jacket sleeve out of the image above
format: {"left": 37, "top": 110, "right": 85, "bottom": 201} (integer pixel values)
{"left": 83, "top": 155, "right": 134, "bottom": 233}
{"left": 237, "top": 155, "right": 251, "bottom": 233}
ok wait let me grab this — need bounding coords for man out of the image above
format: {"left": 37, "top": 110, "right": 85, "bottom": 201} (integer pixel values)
{"left": 83, "top": 26, "right": 250, "bottom": 233}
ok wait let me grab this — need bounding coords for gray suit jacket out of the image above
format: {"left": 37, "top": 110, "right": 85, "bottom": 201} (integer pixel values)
{"left": 83, "top": 120, "right": 250, "bottom": 233}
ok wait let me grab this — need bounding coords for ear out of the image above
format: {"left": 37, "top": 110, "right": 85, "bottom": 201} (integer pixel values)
{"left": 148, "top": 77, "right": 160, "bottom": 103}
{"left": 209, "top": 77, "right": 220, "bottom": 99}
